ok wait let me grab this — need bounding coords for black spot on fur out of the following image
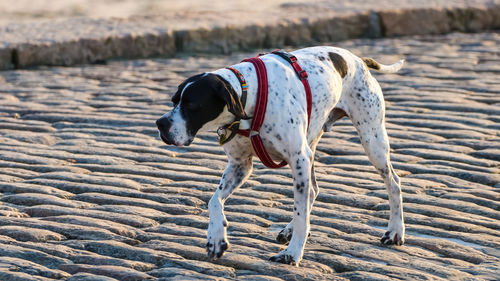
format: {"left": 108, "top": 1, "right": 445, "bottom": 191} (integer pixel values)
{"left": 295, "top": 181, "right": 305, "bottom": 194}
{"left": 362, "top": 57, "right": 381, "bottom": 70}
{"left": 328, "top": 53, "right": 348, "bottom": 78}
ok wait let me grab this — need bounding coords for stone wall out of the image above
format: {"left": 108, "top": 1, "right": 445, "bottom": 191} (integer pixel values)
{"left": 0, "top": 5, "right": 499, "bottom": 69}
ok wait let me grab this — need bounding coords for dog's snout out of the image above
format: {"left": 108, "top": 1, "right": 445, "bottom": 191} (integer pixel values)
{"left": 156, "top": 117, "right": 177, "bottom": 145}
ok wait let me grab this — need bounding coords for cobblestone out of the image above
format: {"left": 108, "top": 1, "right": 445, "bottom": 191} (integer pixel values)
{"left": 0, "top": 32, "right": 499, "bottom": 280}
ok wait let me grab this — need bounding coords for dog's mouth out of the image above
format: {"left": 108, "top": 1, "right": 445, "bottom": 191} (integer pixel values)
{"left": 159, "top": 132, "right": 193, "bottom": 147}
{"left": 160, "top": 133, "right": 172, "bottom": 145}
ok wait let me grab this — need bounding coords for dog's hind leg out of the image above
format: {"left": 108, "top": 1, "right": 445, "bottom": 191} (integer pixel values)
{"left": 357, "top": 122, "right": 404, "bottom": 245}
{"left": 276, "top": 133, "right": 322, "bottom": 244}
{"left": 347, "top": 74, "right": 405, "bottom": 246}
{"left": 207, "top": 152, "right": 253, "bottom": 259}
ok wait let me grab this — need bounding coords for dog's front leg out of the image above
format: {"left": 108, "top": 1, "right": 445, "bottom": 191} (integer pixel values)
{"left": 277, "top": 134, "right": 322, "bottom": 244}
{"left": 270, "top": 147, "right": 312, "bottom": 266}
{"left": 207, "top": 156, "right": 253, "bottom": 259}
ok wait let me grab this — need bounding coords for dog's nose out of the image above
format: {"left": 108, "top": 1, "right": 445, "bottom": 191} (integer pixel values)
{"left": 156, "top": 118, "right": 171, "bottom": 133}
{"left": 156, "top": 118, "right": 175, "bottom": 145}
{"left": 156, "top": 118, "right": 165, "bottom": 131}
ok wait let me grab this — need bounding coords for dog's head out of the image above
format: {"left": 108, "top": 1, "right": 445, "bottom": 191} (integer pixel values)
{"left": 156, "top": 73, "right": 246, "bottom": 146}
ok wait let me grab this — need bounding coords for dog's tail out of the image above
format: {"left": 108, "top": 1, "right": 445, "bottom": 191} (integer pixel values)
{"left": 362, "top": 57, "right": 405, "bottom": 73}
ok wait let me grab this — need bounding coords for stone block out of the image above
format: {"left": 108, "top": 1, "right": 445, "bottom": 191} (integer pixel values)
{"left": 14, "top": 30, "right": 175, "bottom": 68}
{"left": 379, "top": 8, "right": 451, "bottom": 37}
{"left": 0, "top": 46, "right": 12, "bottom": 70}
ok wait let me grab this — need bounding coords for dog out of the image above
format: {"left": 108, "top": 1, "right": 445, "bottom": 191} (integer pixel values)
{"left": 156, "top": 46, "right": 405, "bottom": 266}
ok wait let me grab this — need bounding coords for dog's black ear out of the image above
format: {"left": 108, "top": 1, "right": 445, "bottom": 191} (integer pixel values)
{"left": 212, "top": 74, "right": 247, "bottom": 119}
{"left": 171, "top": 88, "right": 181, "bottom": 106}
{"left": 171, "top": 73, "right": 205, "bottom": 106}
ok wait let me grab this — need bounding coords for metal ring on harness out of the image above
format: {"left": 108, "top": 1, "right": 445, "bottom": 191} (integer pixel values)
{"left": 217, "top": 120, "right": 241, "bottom": 145}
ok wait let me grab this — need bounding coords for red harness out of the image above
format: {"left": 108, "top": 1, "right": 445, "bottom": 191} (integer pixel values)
{"left": 225, "top": 50, "right": 312, "bottom": 169}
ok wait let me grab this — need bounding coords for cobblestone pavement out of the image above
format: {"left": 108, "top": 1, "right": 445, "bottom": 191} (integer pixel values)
{"left": 0, "top": 32, "right": 499, "bottom": 280}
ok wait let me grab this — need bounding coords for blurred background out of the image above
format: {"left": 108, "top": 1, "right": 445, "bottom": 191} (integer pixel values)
{"left": 2, "top": 0, "right": 494, "bottom": 23}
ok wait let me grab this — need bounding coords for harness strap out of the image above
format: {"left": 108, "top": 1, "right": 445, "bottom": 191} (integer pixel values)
{"left": 226, "top": 67, "right": 248, "bottom": 106}
{"left": 241, "top": 57, "right": 287, "bottom": 168}
{"left": 271, "top": 50, "right": 312, "bottom": 130}
{"left": 218, "top": 67, "right": 249, "bottom": 145}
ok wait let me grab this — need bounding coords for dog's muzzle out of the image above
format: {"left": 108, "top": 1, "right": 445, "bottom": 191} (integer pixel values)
{"left": 156, "top": 118, "right": 174, "bottom": 145}
{"left": 156, "top": 117, "right": 193, "bottom": 146}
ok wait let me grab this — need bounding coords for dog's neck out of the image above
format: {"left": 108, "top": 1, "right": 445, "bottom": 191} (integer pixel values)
{"left": 198, "top": 106, "right": 235, "bottom": 132}
{"left": 210, "top": 67, "right": 257, "bottom": 130}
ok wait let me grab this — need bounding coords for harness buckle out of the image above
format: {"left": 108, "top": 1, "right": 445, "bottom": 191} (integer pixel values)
{"left": 298, "top": 70, "right": 308, "bottom": 80}
{"left": 217, "top": 120, "right": 241, "bottom": 145}
{"left": 249, "top": 130, "right": 259, "bottom": 137}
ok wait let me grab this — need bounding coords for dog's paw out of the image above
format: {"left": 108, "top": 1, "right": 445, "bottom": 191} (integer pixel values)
{"left": 381, "top": 230, "right": 404, "bottom": 246}
{"left": 269, "top": 252, "right": 300, "bottom": 266}
{"left": 206, "top": 218, "right": 229, "bottom": 259}
{"left": 276, "top": 227, "right": 293, "bottom": 244}
{"left": 206, "top": 238, "right": 229, "bottom": 259}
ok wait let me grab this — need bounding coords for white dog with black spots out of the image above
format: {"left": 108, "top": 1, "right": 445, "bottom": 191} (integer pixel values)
{"left": 156, "top": 46, "right": 405, "bottom": 266}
